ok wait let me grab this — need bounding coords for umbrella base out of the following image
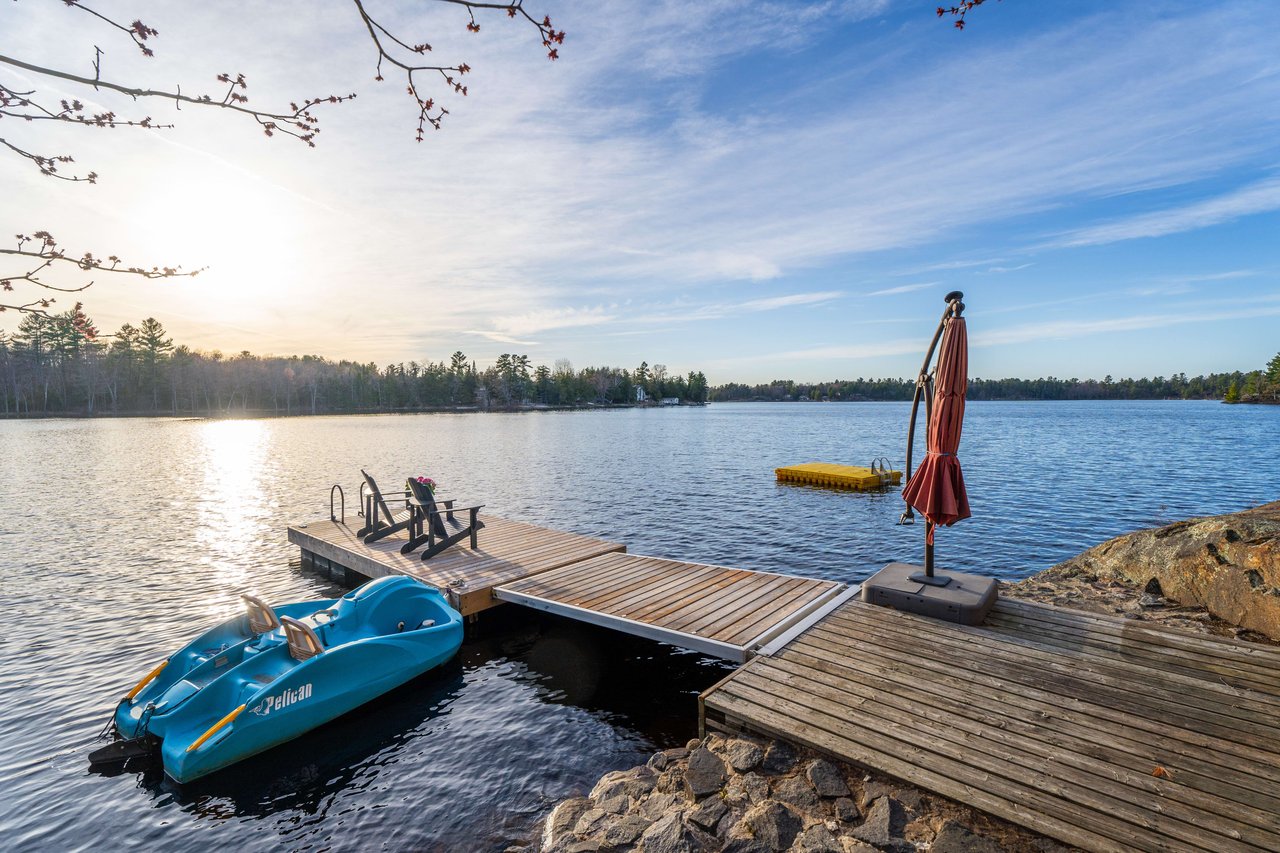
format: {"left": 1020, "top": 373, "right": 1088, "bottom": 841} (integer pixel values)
{"left": 862, "top": 561, "right": 998, "bottom": 626}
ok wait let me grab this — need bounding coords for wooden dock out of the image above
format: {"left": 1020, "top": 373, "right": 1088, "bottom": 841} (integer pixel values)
{"left": 701, "top": 595, "right": 1280, "bottom": 853}
{"left": 288, "top": 515, "right": 852, "bottom": 660}
{"left": 496, "top": 553, "right": 852, "bottom": 662}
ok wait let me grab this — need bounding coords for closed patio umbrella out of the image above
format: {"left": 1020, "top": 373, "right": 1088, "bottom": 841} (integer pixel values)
{"left": 900, "top": 290, "right": 970, "bottom": 586}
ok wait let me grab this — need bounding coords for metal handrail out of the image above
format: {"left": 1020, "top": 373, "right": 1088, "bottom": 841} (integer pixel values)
{"left": 330, "top": 484, "right": 344, "bottom": 523}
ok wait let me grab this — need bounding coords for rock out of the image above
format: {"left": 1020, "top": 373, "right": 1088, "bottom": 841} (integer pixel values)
{"left": 725, "top": 738, "right": 765, "bottom": 772}
{"left": 857, "top": 780, "right": 891, "bottom": 812}
{"left": 574, "top": 808, "right": 615, "bottom": 838}
{"left": 543, "top": 797, "right": 591, "bottom": 850}
{"left": 724, "top": 800, "right": 802, "bottom": 852}
{"left": 688, "top": 797, "right": 727, "bottom": 831}
{"left": 596, "top": 795, "right": 630, "bottom": 815}
{"left": 684, "top": 747, "right": 728, "bottom": 798}
{"left": 848, "top": 796, "right": 912, "bottom": 853}
{"left": 648, "top": 751, "right": 669, "bottom": 771}
{"left": 640, "top": 792, "right": 685, "bottom": 821}
{"left": 1139, "top": 593, "right": 1164, "bottom": 608}
{"left": 890, "top": 785, "right": 924, "bottom": 813}
{"left": 638, "top": 812, "right": 715, "bottom": 853}
{"left": 686, "top": 738, "right": 703, "bottom": 751}
{"left": 1030, "top": 501, "right": 1280, "bottom": 639}
{"left": 806, "top": 759, "right": 850, "bottom": 798}
{"left": 592, "top": 767, "right": 657, "bottom": 802}
{"left": 665, "top": 748, "right": 690, "bottom": 762}
{"left": 793, "top": 824, "right": 842, "bottom": 853}
{"left": 771, "top": 774, "right": 820, "bottom": 811}
{"left": 723, "top": 772, "right": 769, "bottom": 807}
{"left": 838, "top": 839, "right": 878, "bottom": 853}
{"left": 601, "top": 815, "right": 651, "bottom": 850}
{"left": 564, "top": 841, "right": 601, "bottom": 853}
{"left": 760, "top": 740, "right": 797, "bottom": 775}
{"left": 833, "top": 797, "right": 860, "bottom": 823}
{"left": 931, "top": 820, "right": 1007, "bottom": 853}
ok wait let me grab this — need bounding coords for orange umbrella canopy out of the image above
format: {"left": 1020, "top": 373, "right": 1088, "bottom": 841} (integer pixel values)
{"left": 901, "top": 315, "right": 971, "bottom": 541}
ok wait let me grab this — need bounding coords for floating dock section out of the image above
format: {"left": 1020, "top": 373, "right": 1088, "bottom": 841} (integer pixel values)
{"left": 288, "top": 514, "right": 854, "bottom": 661}
{"left": 775, "top": 461, "right": 902, "bottom": 490}
{"left": 701, "top": 595, "right": 1280, "bottom": 853}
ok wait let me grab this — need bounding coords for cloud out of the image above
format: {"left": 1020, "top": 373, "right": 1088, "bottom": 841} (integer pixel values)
{"left": 1050, "top": 177, "right": 1280, "bottom": 248}
{"left": 867, "top": 282, "right": 937, "bottom": 296}
{"left": 987, "top": 263, "right": 1034, "bottom": 274}
{"left": 739, "top": 291, "right": 843, "bottom": 311}
{"left": 980, "top": 301, "right": 1280, "bottom": 347}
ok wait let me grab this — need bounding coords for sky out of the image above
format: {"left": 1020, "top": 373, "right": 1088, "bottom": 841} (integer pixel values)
{"left": 4, "top": 0, "right": 1279, "bottom": 383}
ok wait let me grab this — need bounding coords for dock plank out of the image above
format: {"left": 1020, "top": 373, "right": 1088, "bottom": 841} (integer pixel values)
{"left": 701, "top": 597, "right": 1280, "bottom": 853}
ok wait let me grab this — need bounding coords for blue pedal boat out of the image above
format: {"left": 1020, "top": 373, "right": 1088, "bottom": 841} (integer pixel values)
{"left": 108, "top": 576, "right": 463, "bottom": 783}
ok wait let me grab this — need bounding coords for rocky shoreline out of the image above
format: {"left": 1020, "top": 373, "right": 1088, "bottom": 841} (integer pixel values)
{"left": 527, "top": 502, "right": 1279, "bottom": 853}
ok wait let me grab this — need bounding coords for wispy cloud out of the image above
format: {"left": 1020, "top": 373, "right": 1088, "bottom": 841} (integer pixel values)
{"left": 867, "top": 282, "right": 937, "bottom": 296}
{"left": 980, "top": 300, "right": 1280, "bottom": 347}
{"left": 1050, "top": 177, "right": 1280, "bottom": 248}
{"left": 987, "top": 263, "right": 1034, "bottom": 274}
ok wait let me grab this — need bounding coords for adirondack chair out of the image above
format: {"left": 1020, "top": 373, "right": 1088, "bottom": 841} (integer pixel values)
{"left": 356, "top": 469, "right": 415, "bottom": 544}
{"left": 400, "top": 478, "right": 485, "bottom": 560}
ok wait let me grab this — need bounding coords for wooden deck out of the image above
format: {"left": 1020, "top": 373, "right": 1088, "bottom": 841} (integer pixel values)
{"left": 287, "top": 515, "right": 624, "bottom": 616}
{"left": 701, "top": 595, "right": 1280, "bottom": 853}
{"left": 495, "top": 553, "right": 853, "bottom": 662}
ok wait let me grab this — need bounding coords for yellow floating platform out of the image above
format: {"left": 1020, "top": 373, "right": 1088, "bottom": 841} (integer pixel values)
{"left": 775, "top": 461, "right": 902, "bottom": 491}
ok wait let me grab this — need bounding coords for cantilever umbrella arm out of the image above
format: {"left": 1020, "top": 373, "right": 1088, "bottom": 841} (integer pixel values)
{"left": 900, "top": 290, "right": 965, "bottom": 582}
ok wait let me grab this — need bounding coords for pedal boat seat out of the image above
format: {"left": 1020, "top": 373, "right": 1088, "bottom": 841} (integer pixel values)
{"left": 280, "top": 616, "right": 325, "bottom": 662}
{"left": 242, "top": 593, "right": 281, "bottom": 635}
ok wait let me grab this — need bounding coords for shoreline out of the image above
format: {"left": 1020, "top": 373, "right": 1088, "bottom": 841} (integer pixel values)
{"left": 528, "top": 501, "right": 1279, "bottom": 853}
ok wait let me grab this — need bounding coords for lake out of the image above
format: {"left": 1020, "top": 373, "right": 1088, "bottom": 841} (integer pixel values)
{"left": 1, "top": 401, "right": 1276, "bottom": 851}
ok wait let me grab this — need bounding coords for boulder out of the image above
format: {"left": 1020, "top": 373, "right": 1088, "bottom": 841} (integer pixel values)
{"left": 760, "top": 740, "right": 797, "bottom": 775}
{"left": 591, "top": 767, "right": 657, "bottom": 802}
{"left": 601, "top": 815, "right": 651, "bottom": 850}
{"left": 687, "top": 797, "right": 727, "bottom": 831}
{"left": 771, "top": 774, "right": 820, "bottom": 811}
{"left": 684, "top": 747, "right": 728, "bottom": 798}
{"left": 723, "top": 772, "right": 769, "bottom": 807}
{"left": 806, "top": 759, "right": 851, "bottom": 798}
{"left": 1034, "top": 501, "right": 1280, "bottom": 639}
{"left": 638, "top": 811, "right": 716, "bottom": 853}
{"left": 724, "top": 800, "right": 802, "bottom": 852}
{"left": 848, "top": 796, "right": 913, "bottom": 853}
{"left": 931, "top": 820, "right": 1008, "bottom": 853}
{"left": 832, "top": 797, "right": 860, "bottom": 823}
{"left": 542, "top": 797, "right": 591, "bottom": 850}
{"left": 793, "top": 824, "right": 843, "bottom": 853}
{"left": 724, "top": 738, "right": 765, "bottom": 772}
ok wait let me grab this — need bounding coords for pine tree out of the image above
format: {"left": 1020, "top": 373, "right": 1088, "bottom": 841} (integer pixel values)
{"left": 1224, "top": 380, "right": 1240, "bottom": 403}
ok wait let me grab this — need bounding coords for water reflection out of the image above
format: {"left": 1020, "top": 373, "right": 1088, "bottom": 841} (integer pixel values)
{"left": 196, "top": 420, "right": 272, "bottom": 611}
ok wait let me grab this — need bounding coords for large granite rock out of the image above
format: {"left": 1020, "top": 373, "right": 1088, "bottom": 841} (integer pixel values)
{"left": 1035, "top": 501, "right": 1280, "bottom": 639}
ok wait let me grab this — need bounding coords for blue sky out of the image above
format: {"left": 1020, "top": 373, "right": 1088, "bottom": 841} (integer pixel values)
{"left": 5, "top": 0, "right": 1279, "bottom": 382}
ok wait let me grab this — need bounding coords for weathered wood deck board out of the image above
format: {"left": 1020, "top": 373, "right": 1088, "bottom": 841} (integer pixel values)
{"left": 495, "top": 554, "right": 845, "bottom": 662}
{"left": 701, "top": 596, "right": 1280, "bottom": 853}
{"left": 287, "top": 515, "right": 625, "bottom": 615}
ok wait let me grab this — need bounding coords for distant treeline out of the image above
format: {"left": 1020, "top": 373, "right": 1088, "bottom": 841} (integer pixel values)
{"left": 0, "top": 311, "right": 710, "bottom": 416}
{"left": 713, "top": 357, "right": 1280, "bottom": 403}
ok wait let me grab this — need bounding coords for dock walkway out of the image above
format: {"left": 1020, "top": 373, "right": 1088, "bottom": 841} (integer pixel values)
{"left": 701, "top": 595, "right": 1280, "bottom": 853}
{"left": 288, "top": 515, "right": 850, "bottom": 661}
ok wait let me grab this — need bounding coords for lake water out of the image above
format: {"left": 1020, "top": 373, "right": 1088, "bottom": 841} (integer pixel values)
{"left": 1, "top": 401, "right": 1276, "bottom": 851}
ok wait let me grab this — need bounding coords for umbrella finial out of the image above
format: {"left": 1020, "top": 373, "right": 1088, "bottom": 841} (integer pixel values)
{"left": 945, "top": 290, "right": 965, "bottom": 317}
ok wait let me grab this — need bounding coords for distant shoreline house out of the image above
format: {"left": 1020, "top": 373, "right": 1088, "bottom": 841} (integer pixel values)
{"left": 635, "top": 386, "right": 647, "bottom": 402}
{"left": 660, "top": 397, "right": 680, "bottom": 406}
